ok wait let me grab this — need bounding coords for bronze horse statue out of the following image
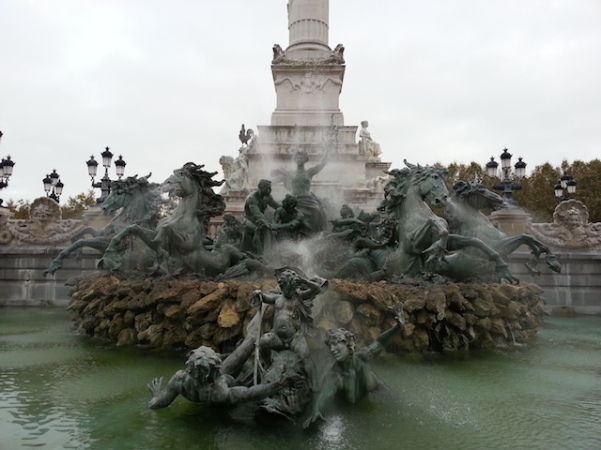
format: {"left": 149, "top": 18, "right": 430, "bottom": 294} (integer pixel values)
{"left": 380, "top": 161, "right": 519, "bottom": 283}
{"left": 44, "top": 174, "right": 160, "bottom": 276}
{"left": 445, "top": 180, "right": 561, "bottom": 275}
{"left": 100, "top": 162, "right": 269, "bottom": 278}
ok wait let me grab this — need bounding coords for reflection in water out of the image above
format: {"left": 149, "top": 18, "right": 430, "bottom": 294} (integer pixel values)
{"left": 1, "top": 308, "right": 601, "bottom": 449}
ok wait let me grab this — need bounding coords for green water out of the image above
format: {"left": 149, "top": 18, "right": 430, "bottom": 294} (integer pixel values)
{"left": 1, "top": 308, "right": 600, "bottom": 450}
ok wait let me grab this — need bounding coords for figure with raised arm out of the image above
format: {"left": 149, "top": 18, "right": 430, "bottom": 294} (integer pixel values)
{"left": 304, "top": 306, "right": 405, "bottom": 427}
{"left": 251, "top": 268, "right": 327, "bottom": 390}
{"left": 272, "top": 149, "right": 329, "bottom": 234}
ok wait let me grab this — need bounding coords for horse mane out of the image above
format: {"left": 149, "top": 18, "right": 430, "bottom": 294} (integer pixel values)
{"left": 110, "top": 174, "right": 151, "bottom": 194}
{"left": 109, "top": 174, "right": 163, "bottom": 228}
{"left": 445, "top": 180, "right": 498, "bottom": 234}
{"left": 451, "top": 180, "right": 482, "bottom": 201}
{"left": 180, "top": 162, "right": 226, "bottom": 223}
{"left": 380, "top": 163, "right": 448, "bottom": 214}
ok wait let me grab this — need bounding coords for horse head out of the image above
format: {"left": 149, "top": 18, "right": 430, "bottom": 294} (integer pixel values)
{"left": 163, "top": 165, "right": 196, "bottom": 198}
{"left": 407, "top": 162, "right": 449, "bottom": 208}
{"left": 452, "top": 180, "right": 505, "bottom": 211}
{"left": 162, "top": 162, "right": 226, "bottom": 224}
{"left": 102, "top": 174, "right": 153, "bottom": 215}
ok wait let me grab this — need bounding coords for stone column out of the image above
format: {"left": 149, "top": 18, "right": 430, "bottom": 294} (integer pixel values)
{"left": 286, "top": 0, "right": 330, "bottom": 59}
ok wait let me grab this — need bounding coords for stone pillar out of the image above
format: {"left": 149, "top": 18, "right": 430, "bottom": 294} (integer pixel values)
{"left": 286, "top": 0, "right": 330, "bottom": 59}
{"left": 489, "top": 208, "right": 531, "bottom": 237}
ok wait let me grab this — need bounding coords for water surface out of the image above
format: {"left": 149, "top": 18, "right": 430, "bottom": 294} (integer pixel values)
{"left": 1, "top": 308, "right": 600, "bottom": 449}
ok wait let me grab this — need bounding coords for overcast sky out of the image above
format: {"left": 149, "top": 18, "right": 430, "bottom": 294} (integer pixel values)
{"left": 1, "top": 0, "right": 600, "bottom": 203}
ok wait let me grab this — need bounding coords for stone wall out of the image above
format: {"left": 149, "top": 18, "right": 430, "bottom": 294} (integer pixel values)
{"left": 0, "top": 246, "right": 102, "bottom": 307}
{"left": 1, "top": 245, "right": 600, "bottom": 316}
{"left": 508, "top": 250, "right": 601, "bottom": 315}
{"left": 68, "top": 275, "right": 547, "bottom": 353}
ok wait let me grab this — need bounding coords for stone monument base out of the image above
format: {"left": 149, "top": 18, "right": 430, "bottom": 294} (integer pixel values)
{"left": 489, "top": 208, "right": 531, "bottom": 237}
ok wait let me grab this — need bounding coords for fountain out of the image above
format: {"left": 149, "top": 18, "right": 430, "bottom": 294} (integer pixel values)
{"left": 63, "top": 155, "right": 552, "bottom": 426}
{"left": 2, "top": 0, "right": 576, "bottom": 440}
{"left": 59, "top": 0, "right": 557, "bottom": 428}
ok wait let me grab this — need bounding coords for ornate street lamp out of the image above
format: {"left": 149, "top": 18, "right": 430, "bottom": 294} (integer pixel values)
{"left": 554, "top": 172, "right": 577, "bottom": 202}
{"left": 485, "top": 148, "right": 527, "bottom": 205}
{"left": 87, "top": 147, "right": 126, "bottom": 203}
{"left": 0, "top": 130, "right": 16, "bottom": 208}
{"left": 42, "top": 169, "right": 64, "bottom": 203}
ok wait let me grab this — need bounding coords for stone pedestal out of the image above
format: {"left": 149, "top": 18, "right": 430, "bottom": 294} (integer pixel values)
{"left": 270, "top": 64, "right": 346, "bottom": 127}
{"left": 82, "top": 205, "right": 112, "bottom": 229}
{"left": 489, "top": 208, "right": 531, "bottom": 237}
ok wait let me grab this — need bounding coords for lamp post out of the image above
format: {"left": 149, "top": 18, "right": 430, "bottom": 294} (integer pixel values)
{"left": 42, "top": 169, "right": 64, "bottom": 203}
{"left": 485, "top": 148, "right": 527, "bottom": 205}
{"left": 86, "top": 147, "right": 126, "bottom": 203}
{"left": 554, "top": 172, "right": 577, "bottom": 202}
{"left": 0, "top": 131, "right": 16, "bottom": 208}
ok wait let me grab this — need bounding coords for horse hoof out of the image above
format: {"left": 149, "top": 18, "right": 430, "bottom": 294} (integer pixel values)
{"left": 546, "top": 256, "right": 562, "bottom": 274}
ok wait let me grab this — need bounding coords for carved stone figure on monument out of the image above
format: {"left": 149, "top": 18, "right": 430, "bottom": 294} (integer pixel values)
{"left": 271, "top": 149, "right": 329, "bottom": 234}
{"left": 528, "top": 199, "right": 601, "bottom": 250}
{"left": 272, "top": 44, "right": 286, "bottom": 64}
{"left": 358, "top": 121, "right": 382, "bottom": 160}
{"left": 331, "top": 43, "right": 345, "bottom": 64}
{"left": 271, "top": 194, "right": 305, "bottom": 241}
{"left": 1, "top": 197, "right": 85, "bottom": 246}
{"left": 219, "top": 155, "right": 234, "bottom": 181}
{"left": 238, "top": 124, "right": 255, "bottom": 147}
{"left": 220, "top": 146, "right": 250, "bottom": 195}
{"left": 366, "top": 175, "right": 389, "bottom": 193}
{"left": 241, "top": 179, "right": 280, "bottom": 256}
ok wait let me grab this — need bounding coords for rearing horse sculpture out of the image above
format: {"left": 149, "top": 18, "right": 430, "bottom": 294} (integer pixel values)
{"left": 44, "top": 174, "right": 160, "bottom": 276}
{"left": 101, "top": 162, "right": 268, "bottom": 278}
{"left": 381, "top": 161, "right": 519, "bottom": 283}
{"left": 445, "top": 180, "right": 561, "bottom": 275}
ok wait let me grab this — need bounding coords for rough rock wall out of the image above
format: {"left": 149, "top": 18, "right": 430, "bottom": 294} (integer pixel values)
{"left": 68, "top": 275, "right": 547, "bottom": 353}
